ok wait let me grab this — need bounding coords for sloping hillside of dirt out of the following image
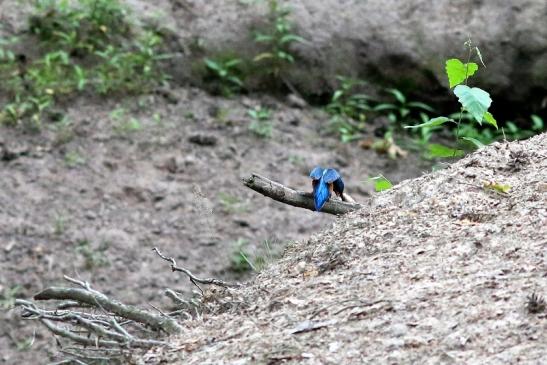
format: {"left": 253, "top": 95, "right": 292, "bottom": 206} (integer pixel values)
{"left": 140, "top": 133, "right": 546, "bottom": 364}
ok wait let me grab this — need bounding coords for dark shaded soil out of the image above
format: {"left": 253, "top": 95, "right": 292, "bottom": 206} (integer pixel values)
{"left": 0, "top": 87, "right": 428, "bottom": 363}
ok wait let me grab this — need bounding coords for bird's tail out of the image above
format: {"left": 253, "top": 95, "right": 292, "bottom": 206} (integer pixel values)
{"left": 313, "top": 178, "right": 330, "bottom": 211}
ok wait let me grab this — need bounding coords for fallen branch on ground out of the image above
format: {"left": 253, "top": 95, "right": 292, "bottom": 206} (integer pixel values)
{"left": 16, "top": 275, "right": 184, "bottom": 364}
{"left": 242, "top": 173, "right": 363, "bottom": 215}
{"left": 33, "top": 275, "right": 182, "bottom": 334}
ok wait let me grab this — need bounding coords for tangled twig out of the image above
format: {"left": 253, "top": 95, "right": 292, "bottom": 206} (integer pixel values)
{"left": 152, "top": 247, "right": 241, "bottom": 289}
{"left": 16, "top": 275, "right": 183, "bottom": 363}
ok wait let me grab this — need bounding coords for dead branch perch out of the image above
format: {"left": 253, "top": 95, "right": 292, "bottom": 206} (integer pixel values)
{"left": 243, "top": 173, "right": 362, "bottom": 215}
{"left": 153, "top": 247, "right": 241, "bottom": 288}
{"left": 33, "top": 277, "right": 182, "bottom": 335}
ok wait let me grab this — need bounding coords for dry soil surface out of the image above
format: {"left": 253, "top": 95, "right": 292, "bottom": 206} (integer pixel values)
{"left": 0, "top": 87, "right": 428, "bottom": 364}
{"left": 140, "top": 133, "right": 547, "bottom": 365}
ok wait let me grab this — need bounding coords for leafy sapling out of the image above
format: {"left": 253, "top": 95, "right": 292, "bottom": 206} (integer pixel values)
{"left": 406, "top": 39, "right": 497, "bottom": 153}
{"left": 253, "top": 0, "right": 305, "bottom": 76}
{"left": 248, "top": 105, "right": 273, "bottom": 138}
{"left": 326, "top": 76, "right": 371, "bottom": 142}
{"left": 373, "top": 88, "right": 435, "bottom": 126}
{"left": 204, "top": 57, "right": 245, "bottom": 96}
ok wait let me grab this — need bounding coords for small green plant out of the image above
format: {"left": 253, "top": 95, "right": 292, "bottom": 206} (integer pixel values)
{"left": 406, "top": 39, "right": 496, "bottom": 156}
{"left": 29, "top": 0, "right": 131, "bottom": 53}
{"left": 373, "top": 88, "right": 435, "bottom": 156}
{"left": 110, "top": 107, "right": 142, "bottom": 134}
{"left": 218, "top": 192, "right": 248, "bottom": 213}
{"left": 503, "top": 115, "right": 545, "bottom": 140}
{"left": 248, "top": 105, "right": 273, "bottom": 138}
{"left": 409, "top": 112, "right": 441, "bottom": 147}
{"left": 483, "top": 180, "right": 511, "bottom": 194}
{"left": 94, "top": 31, "right": 170, "bottom": 95}
{"left": 253, "top": 0, "right": 304, "bottom": 77}
{"left": 75, "top": 240, "right": 110, "bottom": 270}
{"left": 326, "top": 76, "right": 371, "bottom": 142}
{"left": 369, "top": 175, "right": 393, "bottom": 192}
{"left": 15, "top": 335, "right": 35, "bottom": 352}
{"left": 115, "top": 117, "right": 142, "bottom": 134}
{"left": 229, "top": 238, "right": 280, "bottom": 273}
{"left": 204, "top": 57, "right": 244, "bottom": 96}
{"left": 455, "top": 112, "right": 544, "bottom": 144}
{"left": 0, "top": 0, "right": 168, "bottom": 129}
{"left": 152, "top": 112, "right": 162, "bottom": 125}
{"left": 0, "top": 285, "right": 21, "bottom": 309}
{"left": 50, "top": 116, "right": 74, "bottom": 145}
{"left": 251, "top": 239, "right": 279, "bottom": 271}
{"left": 64, "top": 150, "right": 86, "bottom": 167}
{"left": 53, "top": 211, "right": 68, "bottom": 235}
{"left": 230, "top": 238, "right": 252, "bottom": 273}
{"left": 288, "top": 154, "right": 305, "bottom": 166}
{"left": 373, "top": 88, "right": 435, "bottom": 126}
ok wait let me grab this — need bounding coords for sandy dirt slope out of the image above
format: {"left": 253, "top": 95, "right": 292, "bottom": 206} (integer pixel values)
{"left": 141, "top": 133, "right": 546, "bottom": 365}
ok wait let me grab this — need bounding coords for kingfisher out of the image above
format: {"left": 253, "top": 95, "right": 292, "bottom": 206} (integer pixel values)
{"left": 309, "top": 167, "right": 348, "bottom": 211}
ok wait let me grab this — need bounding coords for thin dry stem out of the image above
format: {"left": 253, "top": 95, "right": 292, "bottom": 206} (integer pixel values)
{"left": 152, "top": 247, "right": 241, "bottom": 288}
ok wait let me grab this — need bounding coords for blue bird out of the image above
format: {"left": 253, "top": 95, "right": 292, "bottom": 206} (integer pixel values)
{"left": 309, "top": 166, "right": 346, "bottom": 211}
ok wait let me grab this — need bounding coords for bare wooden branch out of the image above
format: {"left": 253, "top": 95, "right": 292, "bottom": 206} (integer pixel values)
{"left": 152, "top": 247, "right": 241, "bottom": 288}
{"left": 242, "top": 173, "right": 363, "bottom": 215}
{"left": 16, "top": 301, "right": 170, "bottom": 348}
{"left": 60, "top": 349, "right": 112, "bottom": 364}
{"left": 16, "top": 275, "right": 185, "bottom": 364}
{"left": 41, "top": 318, "right": 123, "bottom": 348}
{"left": 33, "top": 277, "right": 182, "bottom": 335}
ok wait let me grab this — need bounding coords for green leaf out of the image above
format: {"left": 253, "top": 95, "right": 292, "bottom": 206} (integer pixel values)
{"left": 407, "top": 101, "right": 435, "bottom": 112}
{"left": 373, "top": 103, "right": 397, "bottom": 111}
{"left": 277, "top": 51, "right": 293, "bottom": 61}
{"left": 253, "top": 52, "right": 274, "bottom": 62}
{"left": 254, "top": 34, "right": 273, "bottom": 43}
{"left": 370, "top": 175, "right": 393, "bottom": 192}
{"left": 483, "top": 181, "right": 511, "bottom": 194}
{"left": 332, "top": 90, "right": 343, "bottom": 102}
{"left": 386, "top": 88, "right": 406, "bottom": 104}
{"left": 506, "top": 121, "right": 518, "bottom": 133}
{"left": 224, "top": 59, "right": 242, "bottom": 68}
{"left": 280, "top": 34, "right": 305, "bottom": 44}
{"left": 453, "top": 85, "right": 492, "bottom": 125}
{"left": 461, "top": 136, "right": 485, "bottom": 148}
{"left": 446, "top": 59, "right": 479, "bottom": 88}
{"left": 404, "top": 116, "right": 455, "bottom": 129}
{"left": 483, "top": 111, "right": 497, "bottom": 129}
{"left": 531, "top": 114, "right": 544, "bottom": 131}
{"left": 227, "top": 76, "right": 243, "bottom": 87}
{"left": 426, "top": 143, "right": 464, "bottom": 158}
{"left": 204, "top": 58, "right": 220, "bottom": 71}
{"left": 352, "top": 93, "right": 370, "bottom": 100}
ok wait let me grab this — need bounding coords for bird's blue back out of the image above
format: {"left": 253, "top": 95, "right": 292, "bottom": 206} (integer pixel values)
{"left": 309, "top": 166, "right": 324, "bottom": 180}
